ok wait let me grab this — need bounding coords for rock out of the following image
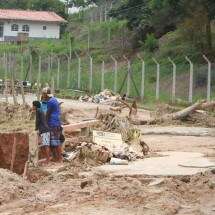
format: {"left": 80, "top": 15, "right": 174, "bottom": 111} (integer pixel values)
{"left": 80, "top": 179, "right": 93, "bottom": 189}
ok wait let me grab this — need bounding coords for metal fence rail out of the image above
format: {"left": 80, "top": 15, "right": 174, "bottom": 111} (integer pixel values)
{"left": 0, "top": 53, "right": 214, "bottom": 104}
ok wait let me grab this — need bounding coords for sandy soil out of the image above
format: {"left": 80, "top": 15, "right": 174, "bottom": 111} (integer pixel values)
{"left": 0, "top": 135, "right": 215, "bottom": 215}
{"left": 0, "top": 95, "right": 215, "bottom": 215}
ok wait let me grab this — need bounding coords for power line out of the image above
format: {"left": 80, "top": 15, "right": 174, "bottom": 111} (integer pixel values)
{"left": 67, "top": 3, "right": 146, "bottom": 22}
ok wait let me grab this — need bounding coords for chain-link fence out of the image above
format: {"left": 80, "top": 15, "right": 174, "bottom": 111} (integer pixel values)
{"left": 0, "top": 52, "right": 214, "bottom": 104}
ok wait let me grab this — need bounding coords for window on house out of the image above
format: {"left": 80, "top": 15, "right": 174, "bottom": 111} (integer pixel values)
{"left": 43, "top": 26, "right": 47, "bottom": 30}
{"left": 11, "top": 24, "right": 19, "bottom": 31}
{"left": 0, "top": 23, "right": 4, "bottom": 37}
{"left": 22, "top": 25, "right": 29, "bottom": 32}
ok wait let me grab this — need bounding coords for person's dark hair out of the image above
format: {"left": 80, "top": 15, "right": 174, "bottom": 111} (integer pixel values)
{"left": 33, "top": 101, "right": 41, "bottom": 109}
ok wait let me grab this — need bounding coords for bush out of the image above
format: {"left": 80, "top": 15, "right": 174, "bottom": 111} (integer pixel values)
{"left": 143, "top": 33, "right": 158, "bottom": 52}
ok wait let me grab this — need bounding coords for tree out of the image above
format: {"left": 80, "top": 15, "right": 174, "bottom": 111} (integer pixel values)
{"left": 110, "top": 0, "right": 182, "bottom": 42}
{"left": 0, "top": 0, "right": 67, "bottom": 18}
{"left": 111, "top": 0, "right": 215, "bottom": 54}
{"left": 182, "top": 0, "right": 215, "bottom": 53}
{"left": 69, "top": 0, "right": 110, "bottom": 7}
{"left": 30, "top": 0, "right": 66, "bottom": 18}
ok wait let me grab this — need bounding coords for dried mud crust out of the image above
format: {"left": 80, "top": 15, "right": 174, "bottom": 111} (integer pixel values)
{"left": 0, "top": 167, "right": 215, "bottom": 215}
{"left": 0, "top": 103, "right": 34, "bottom": 132}
{"left": 0, "top": 168, "right": 32, "bottom": 204}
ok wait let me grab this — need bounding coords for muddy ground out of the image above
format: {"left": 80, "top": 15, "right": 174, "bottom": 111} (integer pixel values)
{"left": 0, "top": 95, "right": 215, "bottom": 215}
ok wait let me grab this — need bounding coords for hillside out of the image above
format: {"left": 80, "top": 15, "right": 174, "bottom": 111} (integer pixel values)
{"left": 0, "top": 3, "right": 215, "bottom": 104}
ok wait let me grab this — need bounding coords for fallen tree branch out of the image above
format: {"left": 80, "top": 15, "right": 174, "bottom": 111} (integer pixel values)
{"left": 164, "top": 100, "right": 205, "bottom": 120}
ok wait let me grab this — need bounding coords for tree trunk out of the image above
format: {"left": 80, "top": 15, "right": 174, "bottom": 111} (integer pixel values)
{"left": 206, "top": 18, "right": 212, "bottom": 52}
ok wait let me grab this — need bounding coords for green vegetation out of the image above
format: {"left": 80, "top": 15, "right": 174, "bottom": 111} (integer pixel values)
{"left": 0, "top": 0, "right": 214, "bottom": 104}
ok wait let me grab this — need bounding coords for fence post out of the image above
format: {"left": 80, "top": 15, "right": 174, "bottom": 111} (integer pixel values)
{"left": 137, "top": 55, "right": 145, "bottom": 100}
{"left": 78, "top": 57, "right": 81, "bottom": 89}
{"left": 89, "top": 56, "right": 93, "bottom": 92}
{"left": 67, "top": 56, "right": 70, "bottom": 89}
{"left": 3, "top": 52, "right": 7, "bottom": 80}
{"left": 104, "top": 4, "right": 107, "bottom": 22}
{"left": 110, "top": 2, "right": 113, "bottom": 21}
{"left": 57, "top": 58, "right": 60, "bottom": 89}
{"left": 75, "top": 52, "right": 81, "bottom": 89}
{"left": 29, "top": 54, "right": 32, "bottom": 83}
{"left": 100, "top": 7, "right": 103, "bottom": 23}
{"left": 51, "top": 76, "right": 55, "bottom": 95}
{"left": 152, "top": 58, "right": 160, "bottom": 100}
{"left": 48, "top": 55, "right": 51, "bottom": 82}
{"left": 111, "top": 55, "right": 118, "bottom": 93}
{"left": 185, "top": 56, "right": 193, "bottom": 103}
{"left": 88, "top": 28, "right": 90, "bottom": 52}
{"left": 3, "top": 53, "right": 8, "bottom": 103}
{"left": 203, "top": 55, "right": 211, "bottom": 102}
{"left": 168, "top": 57, "right": 176, "bottom": 103}
{"left": 37, "top": 55, "right": 42, "bottom": 100}
{"left": 9, "top": 54, "right": 18, "bottom": 105}
{"left": 20, "top": 56, "right": 26, "bottom": 105}
{"left": 21, "top": 55, "right": 24, "bottom": 80}
{"left": 123, "top": 55, "right": 131, "bottom": 97}
{"left": 101, "top": 61, "right": 105, "bottom": 91}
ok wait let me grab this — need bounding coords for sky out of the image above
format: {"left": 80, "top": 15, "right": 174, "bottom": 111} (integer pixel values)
{"left": 60, "top": 0, "right": 81, "bottom": 14}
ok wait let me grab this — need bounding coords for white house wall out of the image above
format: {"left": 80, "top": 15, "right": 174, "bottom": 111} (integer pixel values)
{"left": 2, "top": 20, "right": 60, "bottom": 40}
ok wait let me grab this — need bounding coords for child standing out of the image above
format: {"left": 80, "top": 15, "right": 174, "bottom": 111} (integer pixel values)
{"left": 32, "top": 101, "right": 50, "bottom": 164}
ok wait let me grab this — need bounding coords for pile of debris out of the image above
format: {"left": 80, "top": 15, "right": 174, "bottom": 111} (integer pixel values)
{"left": 79, "top": 89, "right": 121, "bottom": 104}
{"left": 137, "top": 100, "right": 215, "bottom": 127}
{"left": 63, "top": 109, "right": 149, "bottom": 167}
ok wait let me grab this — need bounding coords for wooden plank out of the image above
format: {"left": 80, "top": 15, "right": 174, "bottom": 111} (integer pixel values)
{"left": 63, "top": 120, "right": 99, "bottom": 133}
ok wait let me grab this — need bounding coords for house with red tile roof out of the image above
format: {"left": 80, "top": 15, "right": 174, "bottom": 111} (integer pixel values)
{"left": 0, "top": 9, "right": 66, "bottom": 41}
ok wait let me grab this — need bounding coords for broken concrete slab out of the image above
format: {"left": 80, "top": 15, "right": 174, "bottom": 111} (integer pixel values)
{"left": 94, "top": 151, "right": 215, "bottom": 176}
{"left": 63, "top": 120, "right": 99, "bottom": 134}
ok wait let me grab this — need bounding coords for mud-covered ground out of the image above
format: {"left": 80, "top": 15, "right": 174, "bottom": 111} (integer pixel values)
{"left": 0, "top": 95, "right": 215, "bottom": 215}
{"left": 0, "top": 165, "right": 215, "bottom": 215}
{"left": 0, "top": 133, "right": 215, "bottom": 215}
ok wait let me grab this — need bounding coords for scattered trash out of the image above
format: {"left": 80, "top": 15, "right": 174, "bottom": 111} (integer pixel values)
{"left": 79, "top": 89, "right": 121, "bottom": 104}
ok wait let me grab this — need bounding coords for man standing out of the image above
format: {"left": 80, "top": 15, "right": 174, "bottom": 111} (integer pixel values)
{"left": 42, "top": 87, "right": 63, "bottom": 162}
{"left": 32, "top": 100, "right": 50, "bottom": 164}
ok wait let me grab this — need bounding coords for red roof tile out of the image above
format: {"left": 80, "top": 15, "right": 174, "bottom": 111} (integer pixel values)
{"left": 0, "top": 9, "right": 66, "bottom": 23}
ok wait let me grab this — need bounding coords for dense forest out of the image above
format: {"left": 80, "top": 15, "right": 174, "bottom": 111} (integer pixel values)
{"left": 72, "top": 0, "right": 215, "bottom": 56}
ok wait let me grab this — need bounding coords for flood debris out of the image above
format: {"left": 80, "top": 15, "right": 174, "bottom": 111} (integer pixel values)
{"left": 79, "top": 89, "right": 121, "bottom": 104}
